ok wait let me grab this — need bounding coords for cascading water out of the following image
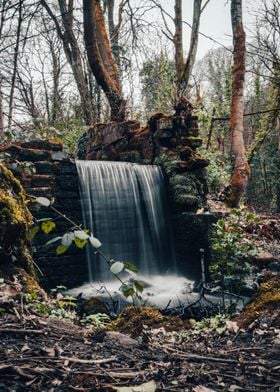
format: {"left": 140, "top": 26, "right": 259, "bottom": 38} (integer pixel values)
{"left": 76, "top": 160, "right": 176, "bottom": 282}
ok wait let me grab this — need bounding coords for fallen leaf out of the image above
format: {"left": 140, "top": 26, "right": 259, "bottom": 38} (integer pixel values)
{"left": 193, "top": 386, "right": 217, "bottom": 392}
{"left": 226, "top": 320, "right": 239, "bottom": 333}
{"left": 112, "top": 380, "right": 157, "bottom": 392}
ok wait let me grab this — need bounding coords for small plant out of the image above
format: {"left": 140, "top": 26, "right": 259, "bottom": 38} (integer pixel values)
{"left": 197, "top": 148, "right": 231, "bottom": 193}
{"left": 80, "top": 313, "right": 111, "bottom": 327}
{"left": 210, "top": 208, "right": 258, "bottom": 306}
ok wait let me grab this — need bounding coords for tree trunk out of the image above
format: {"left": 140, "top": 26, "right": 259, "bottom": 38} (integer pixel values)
{"left": 178, "top": 0, "right": 202, "bottom": 95}
{"left": 225, "top": 0, "right": 250, "bottom": 208}
{"left": 41, "top": 0, "right": 94, "bottom": 125}
{"left": 174, "top": 0, "right": 184, "bottom": 82}
{"left": 0, "top": 80, "right": 3, "bottom": 136}
{"left": 83, "top": 0, "right": 125, "bottom": 121}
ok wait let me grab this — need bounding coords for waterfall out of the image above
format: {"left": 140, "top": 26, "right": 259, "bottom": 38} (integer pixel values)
{"left": 76, "top": 160, "right": 176, "bottom": 281}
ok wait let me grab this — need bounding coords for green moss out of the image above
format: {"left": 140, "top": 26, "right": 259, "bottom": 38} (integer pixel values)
{"left": 0, "top": 163, "right": 34, "bottom": 275}
{"left": 119, "top": 151, "right": 143, "bottom": 163}
{"left": 236, "top": 277, "right": 280, "bottom": 328}
{"left": 108, "top": 306, "right": 184, "bottom": 338}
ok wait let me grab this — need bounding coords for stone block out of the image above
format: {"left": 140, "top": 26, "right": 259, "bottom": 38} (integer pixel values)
{"left": 187, "top": 127, "right": 199, "bottom": 137}
{"left": 51, "top": 151, "right": 68, "bottom": 161}
{"left": 179, "top": 147, "right": 193, "bottom": 160}
{"left": 21, "top": 140, "right": 63, "bottom": 151}
{"left": 25, "top": 186, "right": 54, "bottom": 199}
{"left": 157, "top": 117, "right": 173, "bottom": 130}
{"left": 55, "top": 175, "right": 78, "bottom": 190}
{"left": 32, "top": 174, "right": 54, "bottom": 187}
{"left": 53, "top": 161, "right": 77, "bottom": 175}
{"left": 154, "top": 129, "right": 174, "bottom": 139}
{"left": 180, "top": 137, "right": 203, "bottom": 149}
{"left": 21, "top": 149, "right": 51, "bottom": 162}
{"left": 34, "top": 161, "right": 54, "bottom": 174}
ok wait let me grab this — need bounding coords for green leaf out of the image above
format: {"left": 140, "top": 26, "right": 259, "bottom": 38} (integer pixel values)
{"left": 120, "top": 284, "right": 135, "bottom": 298}
{"left": 74, "top": 238, "right": 88, "bottom": 248}
{"left": 132, "top": 294, "right": 142, "bottom": 306}
{"left": 56, "top": 245, "right": 69, "bottom": 255}
{"left": 134, "top": 280, "right": 144, "bottom": 293}
{"left": 246, "top": 213, "right": 255, "bottom": 222}
{"left": 110, "top": 262, "right": 124, "bottom": 274}
{"left": 124, "top": 262, "right": 138, "bottom": 273}
{"left": 30, "top": 225, "right": 40, "bottom": 240}
{"left": 41, "top": 220, "right": 56, "bottom": 234}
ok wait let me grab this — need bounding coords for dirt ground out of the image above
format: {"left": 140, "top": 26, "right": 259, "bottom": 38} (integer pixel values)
{"left": 0, "top": 304, "right": 279, "bottom": 392}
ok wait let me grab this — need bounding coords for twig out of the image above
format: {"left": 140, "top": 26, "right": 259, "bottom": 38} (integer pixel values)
{"left": 0, "top": 328, "right": 46, "bottom": 334}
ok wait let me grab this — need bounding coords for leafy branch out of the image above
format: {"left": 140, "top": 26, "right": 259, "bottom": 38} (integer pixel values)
{"left": 29, "top": 196, "right": 144, "bottom": 305}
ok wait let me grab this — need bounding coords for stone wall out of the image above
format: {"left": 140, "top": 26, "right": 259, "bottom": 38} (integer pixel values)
{"left": 83, "top": 98, "right": 209, "bottom": 213}
{"left": 1, "top": 101, "right": 212, "bottom": 288}
{"left": 1, "top": 141, "right": 88, "bottom": 289}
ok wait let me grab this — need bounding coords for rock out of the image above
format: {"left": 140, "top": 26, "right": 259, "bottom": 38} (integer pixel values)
{"left": 175, "top": 194, "right": 199, "bottom": 210}
{"left": 179, "top": 146, "right": 193, "bottom": 160}
{"left": 53, "top": 161, "right": 77, "bottom": 175}
{"left": 157, "top": 116, "right": 173, "bottom": 130}
{"left": 173, "top": 157, "right": 209, "bottom": 171}
{"left": 21, "top": 140, "right": 63, "bottom": 151}
{"left": 104, "top": 331, "right": 138, "bottom": 347}
{"left": 180, "top": 137, "right": 203, "bottom": 149}
{"left": 51, "top": 151, "right": 68, "bottom": 161}
{"left": 21, "top": 148, "right": 51, "bottom": 162}
{"left": 268, "top": 261, "right": 280, "bottom": 272}
{"left": 78, "top": 296, "right": 109, "bottom": 317}
{"left": 252, "top": 251, "right": 279, "bottom": 268}
{"left": 154, "top": 129, "right": 174, "bottom": 139}
{"left": 34, "top": 161, "right": 54, "bottom": 174}
{"left": 31, "top": 174, "right": 54, "bottom": 187}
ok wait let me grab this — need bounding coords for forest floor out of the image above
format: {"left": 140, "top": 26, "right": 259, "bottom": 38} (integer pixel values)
{"left": 1, "top": 206, "right": 280, "bottom": 391}
{"left": 0, "top": 300, "right": 279, "bottom": 392}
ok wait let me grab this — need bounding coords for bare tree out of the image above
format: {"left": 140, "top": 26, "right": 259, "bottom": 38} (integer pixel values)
{"left": 225, "top": 0, "right": 250, "bottom": 207}
{"left": 8, "top": 0, "right": 23, "bottom": 128}
{"left": 41, "top": 0, "right": 94, "bottom": 125}
{"left": 83, "top": 0, "right": 126, "bottom": 121}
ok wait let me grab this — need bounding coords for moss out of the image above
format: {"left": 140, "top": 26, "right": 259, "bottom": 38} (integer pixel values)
{"left": 118, "top": 151, "right": 143, "bottom": 163}
{"left": 0, "top": 163, "right": 34, "bottom": 275}
{"left": 108, "top": 306, "right": 184, "bottom": 338}
{"left": 235, "top": 276, "right": 280, "bottom": 328}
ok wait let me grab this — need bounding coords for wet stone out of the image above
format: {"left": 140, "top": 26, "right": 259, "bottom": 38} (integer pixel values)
{"left": 53, "top": 161, "right": 77, "bottom": 175}
{"left": 31, "top": 174, "right": 54, "bottom": 187}
{"left": 21, "top": 140, "right": 63, "bottom": 151}
{"left": 34, "top": 161, "right": 54, "bottom": 174}
{"left": 21, "top": 149, "right": 51, "bottom": 162}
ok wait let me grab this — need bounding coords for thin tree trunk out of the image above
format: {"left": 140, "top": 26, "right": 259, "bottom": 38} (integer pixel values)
{"left": 8, "top": 0, "right": 23, "bottom": 128}
{"left": 0, "top": 80, "right": 3, "bottom": 135}
{"left": 83, "top": 0, "right": 125, "bottom": 121}
{"left": 174, "top": 0, "right": 184, "bottom": 82}
{"left": 178, "top": 0, "right": 202, "bottom": 95}
{"left": 41, "top": 0, "right": 93, "bottom": 125}
{"left": 225, "top": 0, "right": 250, "bottom": 208}
{"left": 206, "top": 107, "right": 216, "bottom": 150}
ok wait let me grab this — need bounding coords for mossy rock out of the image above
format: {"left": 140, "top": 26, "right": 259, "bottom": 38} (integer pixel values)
{"left": 175, "top": 194, "right": 200, "bottom": 211}
{"left": 0, "top": 163, "right": 34, "bottom": 274}
{"left": 108, "top": 306, "right": 184, "bottom": 338}
{"left": 235, "top": 276, "right": 280, "bottom": 328}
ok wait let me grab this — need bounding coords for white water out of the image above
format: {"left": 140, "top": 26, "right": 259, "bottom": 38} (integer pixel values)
{"left": 76, "top": 160, "right": 176, "bottom": 281}
{"left": 68, "top": 274, "right": 197, "bottom": 309}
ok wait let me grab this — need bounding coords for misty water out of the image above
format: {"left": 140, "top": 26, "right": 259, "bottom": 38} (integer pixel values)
{"left": 72, "top": 160, "right": 199, "bottom": 308}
